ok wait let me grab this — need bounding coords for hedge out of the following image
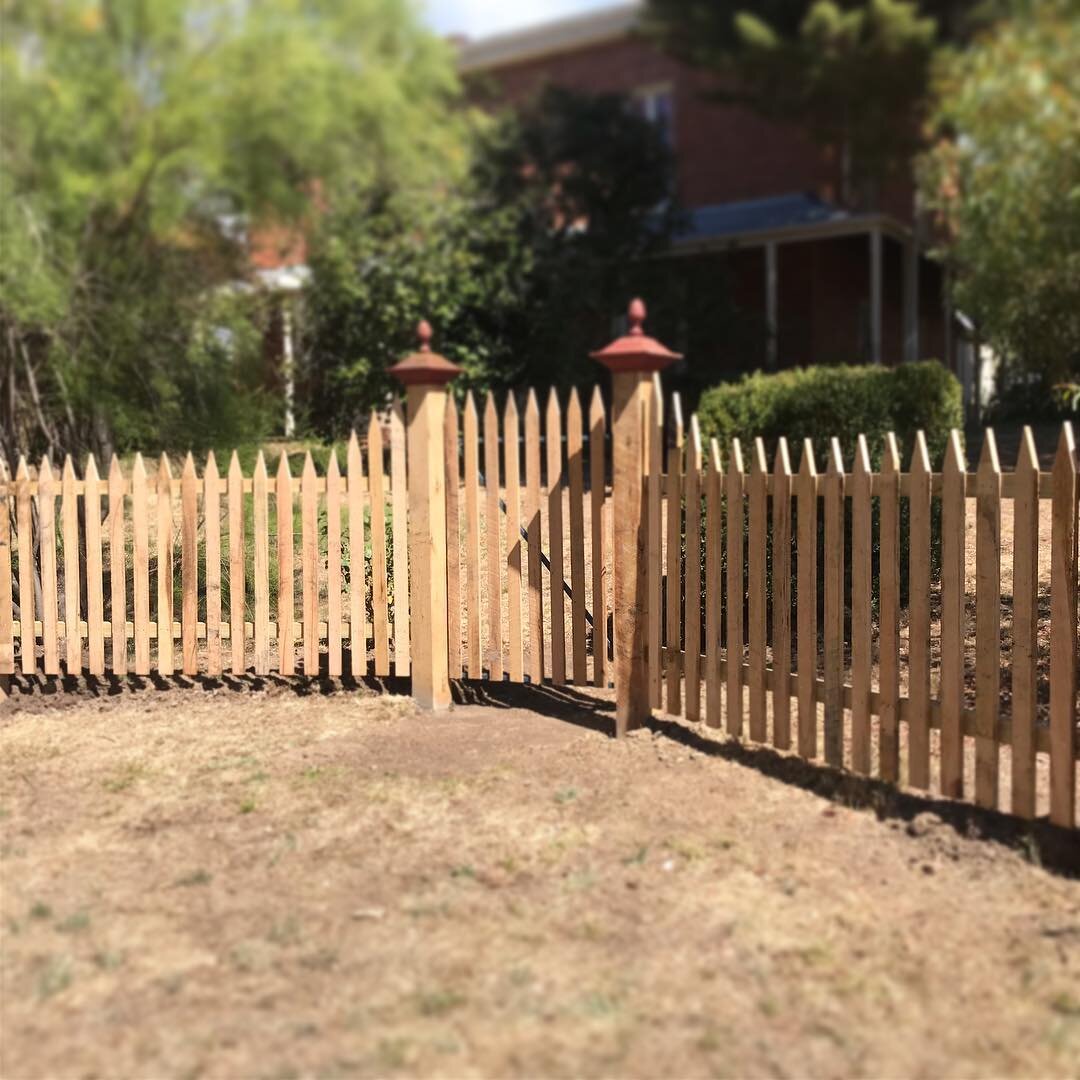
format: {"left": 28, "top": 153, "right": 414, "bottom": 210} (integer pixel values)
{"left": 696, "top": 361, "right": 963, "bottom": 472}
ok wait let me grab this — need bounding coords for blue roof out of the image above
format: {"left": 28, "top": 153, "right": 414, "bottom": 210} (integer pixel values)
{"left": 677, "top": 192, "right": 850, "bottom": 242}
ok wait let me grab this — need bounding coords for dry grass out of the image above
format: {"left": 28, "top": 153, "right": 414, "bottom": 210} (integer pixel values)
{"left": 3, "top": 681, "right": 1080, "bottom": 1079}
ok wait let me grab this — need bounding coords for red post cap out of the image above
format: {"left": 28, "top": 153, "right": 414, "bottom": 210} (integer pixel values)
{"left": 590, "top": 298, "right": 682, "bottom": 374}
{"left": 389, "top": 320, "right": 463, "bottom": 387}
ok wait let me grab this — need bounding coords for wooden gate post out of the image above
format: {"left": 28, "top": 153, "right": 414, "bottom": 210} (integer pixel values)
{"left": 591, "top": 300, "right": 681, "bottom": 735}
{"left": 390, "top": 321, "right": 462, "bottom": 711}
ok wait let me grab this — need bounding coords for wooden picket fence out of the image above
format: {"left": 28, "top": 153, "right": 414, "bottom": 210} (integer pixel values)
{"left": 2, "top": 376, "right": 1077, "bottom": 829}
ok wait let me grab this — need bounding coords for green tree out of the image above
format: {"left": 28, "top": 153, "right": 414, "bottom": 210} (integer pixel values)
{"left": 643, "top": 0, "right": 982, "bottom": 205}
{"left": 303, "top": 86, "right": 679, "bottom": 435}
{"left": 918, "top": 0, "right": 1080, "bottom": 394}
{"left": 0, "top": 0, "right": 463, "bottom": 460}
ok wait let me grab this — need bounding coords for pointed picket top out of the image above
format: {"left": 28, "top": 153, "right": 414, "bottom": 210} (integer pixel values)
{"left": 689, "top": 413, "right": 703, "bottom": 467}
{"left": 751, "top": 436, "right": 768, "bottom": 477}
{"left": 62, "top": 454, "right": 76, "bottom": 485}
{"left": 589, "top": 384, "right": 604, "bottom": 426}
{"left": 158, "top": 452, "right": 173, "bottom": 487}
{"left": 253, "top": 449, "right": 268, "bottom": 485}
{"left": 671, "top": 391, "right": 684, "bottom": 433}
{"left": 826, "top": 437, "right": 844, "bottom": 477}
{"left": 1016, "top": 425, "right": 1038, "bottom": 474}
{"left": 367, "top": 410, "right": 383, "bottom": 460}
{"left": 327, "top": 446, "right": 341, "bottom": 482}
{"left": 798, "top": 438, "right": 816, "bottom": 479}
{"left": 484, "top": 389, "right": 499, "bottom": 429}
{"left": 302, "top": 449, "right": 317, "bottom": 483}
{"left": 15, "top": 455, "right": 29, "bottom": 482}
{"left": 503, "top": 388, "right": 519, "bottom": 427}
{"left": 567, "top": 385, "right": 582, "bottom": 430}
{"left": 109, "top": 454, "right": 123, "bottom": 485}
{"left": 546, "top": 384, "right": 561, "bottom": 425}
{"left": 270, "top": 450, "right": 286, "bottom": 487}
{"left": 1052, "top": 420, "right": 1077, "bottom": 480}
{"left": 976, "top": 427, "right": 1000, "bottom": 479}
{"left": 182, "top": 451, "right": 197, "bottom": 482}
{"left": 84, "top": 452, "right": 100, "bottom": 488}
{"left": 39, "top": 453, "right": 54, "bottom": 488}
{"left": 346, "top": 429, "right": 361, "bottom": 477}
{"left": 651, "top": 372, "right": 664, "bottom": 425}
{"left": 525, "top": 386, "right": 540, "bottom": 422}
{"left": 883, "top": 432, "right": 900, "bottom": 474}
{"left": 910, "top": 429, "right": 931, "bottom": 476}
{"left": 727, "top": 436, "right": 744, "bottom": 478}
{"left": 944, "top": 429, "right": 966, "bottom": 475}
{"left": 710, "top": 436, "right": 723, "bottom": 475}
{"left": 464, "top": 388, "right": 478, "bottom": 426}
{"left": 204, "top": 449, "right": 219, "bottom": 484}
{"left": 853, "top": 433, "right": 871, "bottom": 479}
{"left": 773, "top": 435, "right": 792, "bottom": 478}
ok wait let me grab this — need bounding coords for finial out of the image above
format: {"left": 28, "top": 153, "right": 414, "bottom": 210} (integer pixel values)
{"left": 628, "top": 298, "right": 646, "bottom": 335}
{"left": 416, "top": 319, "right": 433, "bottom": 352}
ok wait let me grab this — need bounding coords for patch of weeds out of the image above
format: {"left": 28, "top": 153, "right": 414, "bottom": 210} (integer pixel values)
{"left": 507, "top": 966, "right": 534, "bottom": 988}
{"left": 174, "top": 869, "right": 212, "bottom": 888}
{"left": 449, "top": 865, "right": 476, "bottom": 881}
{"left": 759, "top": 995, "right": 780, "bottom": 1018}
{"left": 696, "top": 1025, "right": 723, "bottom": 1053}
{"left": 247, "top": 770, "right": 269, "bottom": 784}
{"left": 267, "top": 916, "right": 301, "bottom": 947}
{"left": 1050, "top": 992, "right": 1080, "bottom": 1017}
{"left": 239, "top": 798, "right": 257, "bottom": 814}
{"left": 5, "top": 918, "right": 20, "bottom": 936}
{"left": 102, "top": 761, "right": 149, "bottom": 793}
{"left": 566, "top": 869, "right": 596, "bottom": 892}
{"left": 580, "top": 991, "right": 619, "bottom": 1018}
{"left": 299, "top": 948, "right": 338, "bottom": 971}
{"left": 36, "top": 955, "right": 72, "bottom": 1000}
{"left": 56, "top": 911, "right": 90, "bottom": 934}
{"left": 414, "top": 988, "right": 466, "bottom": 1017}
{"left": 403, "top": 901, "right": 451, "bottom": 919}
{"left": 202, "top": 754, "right": 257, "bottom": 774}
{"left": 669, "top": 837, "right": 707, "bottom": 861}
{"left": 376, "top": 1038, "right": 413, "bottom": 1070}
{"left": 553, "top": 787, "right": 578, "bottom": 805}
{"left": 497, "top": 856, "right": 518, "bottom": 874}
{"left": 93, "top": 950, "right": 125, "bottom": 971}
{"left": 29, "top": 901, "right": 52, "bottom": 920}
{"left": 269, "top": 832, "right": 298, "bottom": 867}
{"left": 621, "top": 845, "right": 648, "bottom": 866}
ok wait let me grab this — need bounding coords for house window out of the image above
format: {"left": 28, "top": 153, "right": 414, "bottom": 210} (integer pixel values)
{"left": 634, "top": 83, "right": 675, "bottom": 151}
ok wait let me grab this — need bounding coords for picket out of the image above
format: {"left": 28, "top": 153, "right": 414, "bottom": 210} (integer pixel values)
{"left": 485, "top": 393, "right": 503, "bottom": 681}
{"left": 464, "top": 392, "right": 482, "bottom": 678}
{"left": 940, "top": 432, "right": 967, "bottom": 800}
{"left": 390, "top": 398, "right": 409, "bottom": 675}
{"left": 39, "top": 458, "right": 59, "bottom": 676}
{"left": 0, "top": 461, "right": 11, "bottom": 678}
{"left": 822, "top": 439, "right": 845, "bottom": 767}
{"left": 444, "top": 401, "right": 462, "bottom": 679}
{"left": 876, "top": 435, "right": 901, "bottom": 782}
{"left": 83, "top": 453, "right": 104, "bottom": 673}
{"left": 108, "top": 455, "right": 128, "bottom": 675}
{"left": 665, "top": 394, "right": 684, "bottom": 715}
{"left": 683, "top": 417, "right": 703, "bottom": 722}
{"left": 16, "top": 459, "right": 34, "bottom": 675}
{"left": 228, "top": 452, "right": 245, "bottom": 675}
{"left": 1010, "top": 428, "right": 1040, "bottom": 818}
{"left": 347, "top": 433, "right": 365, "bottom": 678}
{"left": 205, "top": 452, "right": 222, "bottom": 676}
{"left": 302, "top": 451, "right": 319, "bottom": 677}
{"left": 62, "top": 456, "right": 80, "bottom": 673}
{"left": 725, "top": 439, "right": 745, "bottom": 737}
{"left": 974, "top": 432, "right": 1001, "bottom": 809}
{"left": 253, "top": 452, "right": 270, "bottom": 675}
{"left": 547, "top": 389, "right": 566, "bottom": 686}
{"left": 795, "top": 441, "right": 817, "bottom": 759}
{"left": 525, "top": 389, "right": 544, "bottom": 683}
{"left": 705, "top": 438, "right": 722, "bottom": 728}
{"left": 156, "top": 456, "right": 174, "bottom": 676}
{"left": 1049, "top": 423, "right": 1078, "bottom": 827}
{"left": 368, "top": 412, "right": 390, "bottom": 677}
{"left": 589, "top": 387, "right": 606, "bottom": 686}
{"left": 850, "top": 435, "right": 872, "bottom": 774}
{"left": 504, "top": 393, "right": 523, "bottom": 682}
{"left": 326, "top": 450, "right": 343, "bottom": 678}
{"left": 771, "top": 438, "right": 792, "bottom": 750}
{"left": 275, "top": 453, "right": 293, "bottom": 675}
{"left": 131, "top": 454, "right": 151, "bottom": 675}
{"left": 748, "top": 438, "right": 768, "bottom": 742}
{"left": 647, "top": 376, "right": 663, "bottom": 708}
{"left": 181, "top": 454, "right": 199, "bottom": 676}
{"left": 907, "top": 433, "right": 932, "bottom": 788}
{"left": 567, "top": 388, "right": 588, "bottom": 685}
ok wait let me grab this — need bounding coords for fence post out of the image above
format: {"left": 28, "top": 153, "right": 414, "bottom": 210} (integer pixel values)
{"left": 389, "top": 321, "right": 461, "bottom": 710}
{"left": 591, "top": 299, "right": 681, "bottom": 735}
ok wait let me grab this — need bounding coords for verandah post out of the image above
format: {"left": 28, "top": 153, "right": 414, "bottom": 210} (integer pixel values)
{"left": 591, "top": 299, "right": 681, "bottom": 736}
{"left": 389, "top": 321, "right": 462, "bottom": 711}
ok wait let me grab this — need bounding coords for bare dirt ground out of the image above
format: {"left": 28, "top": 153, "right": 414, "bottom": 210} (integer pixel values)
{"left": 3, "top": 680, "right": 1080, "bottom": 1080}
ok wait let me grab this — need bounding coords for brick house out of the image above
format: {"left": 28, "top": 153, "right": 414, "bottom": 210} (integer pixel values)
{"left": 458, "top": 2, "right": 977, "bottom": 399}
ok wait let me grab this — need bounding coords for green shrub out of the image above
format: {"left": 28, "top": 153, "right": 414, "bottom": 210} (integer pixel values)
{"left": 696, "top": 361, "right": 962, "bottom": 470}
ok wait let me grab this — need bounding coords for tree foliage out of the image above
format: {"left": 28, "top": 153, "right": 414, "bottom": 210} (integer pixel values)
{"left": 643, "top": 0, "right": 983, "bottom": 204}
{"left": 303, "top": 87, "right": 679, "bottom": 436}
{"left": 0, "top": 0, "right": 463, "bottom": 459}
{"left": 918, "top": 0, "right": 1080, "bottom": 389}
